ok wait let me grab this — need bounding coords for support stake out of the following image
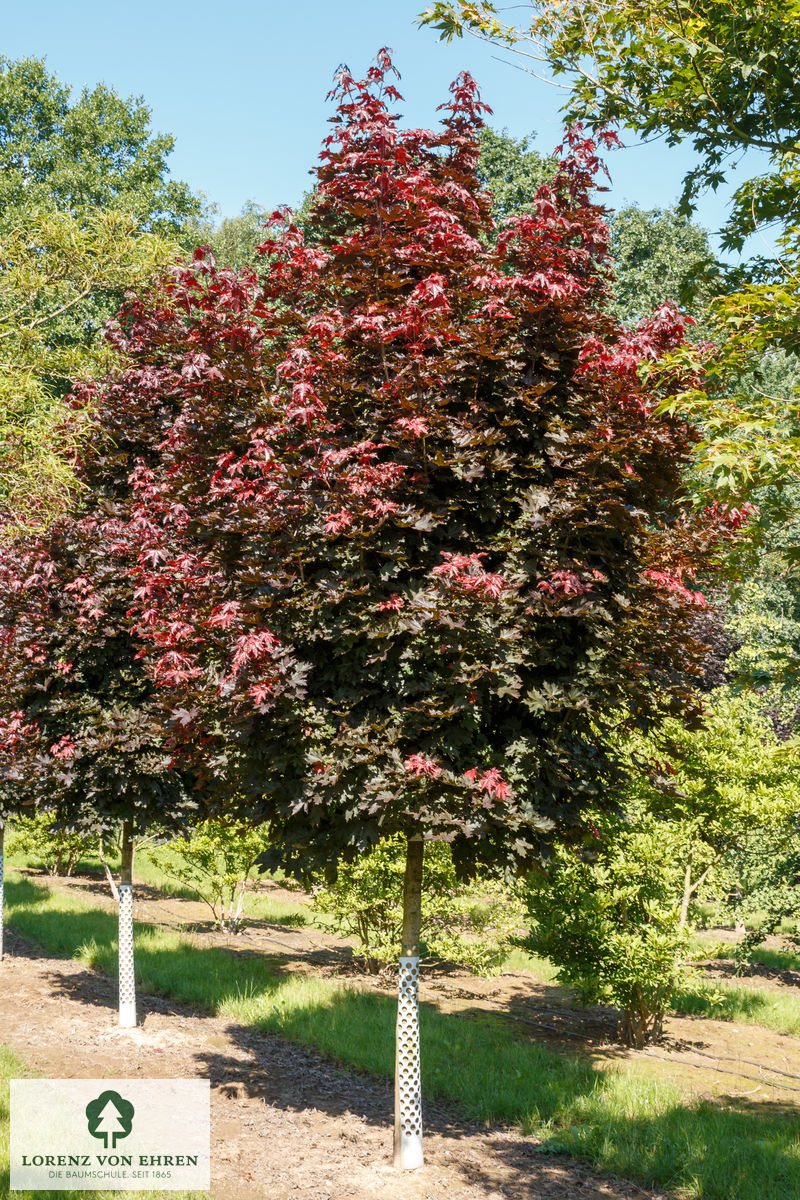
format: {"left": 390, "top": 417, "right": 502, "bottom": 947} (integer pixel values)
{"left": 118, "top": 821, "right": 136, "bottom": 1028}
{"left": 394, "top": 835, "right": 424, "bottom": 1170}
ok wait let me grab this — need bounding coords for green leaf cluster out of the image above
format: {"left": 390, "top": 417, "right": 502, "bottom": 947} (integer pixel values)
{"left": 152, "top": 820, "right": 272, "bottom": 932}
{"left": 0, "top": 56, "right": 204, "bottom": 529}
{"left": 311, "top": 834, "right": 522, "bottom": 975}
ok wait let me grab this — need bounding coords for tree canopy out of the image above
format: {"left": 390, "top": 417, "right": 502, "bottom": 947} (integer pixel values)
{"left": 0, "top": 56, "right": 202, "bottom": 234}
{"left": 419, "top": 0, "right": 800, "bottom": 251}
{"left": 62, "top": 52, "right": 737, "bottom": 884}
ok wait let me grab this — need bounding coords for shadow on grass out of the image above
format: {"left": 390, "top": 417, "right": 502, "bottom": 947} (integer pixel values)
{"left": 5, "top": 875, "right": 800, "bottom": 1200}
{"left": 751, "top": 947, "right": 800, "bottom": 975}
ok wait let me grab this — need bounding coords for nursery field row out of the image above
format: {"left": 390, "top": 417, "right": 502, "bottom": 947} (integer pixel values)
{"left": 4, "top": 871, "right": 800, "bottom": 1200}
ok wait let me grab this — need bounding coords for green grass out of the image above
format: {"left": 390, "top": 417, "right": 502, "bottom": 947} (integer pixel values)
{"left": 698, "top": 942, "right": 800, "bottom": 976}
{"left": 673, "top": 979, "right": 800, "bottom": 1035}
{"left": 0, "top": 1043, "right": 204, "bottom": 1200}
{"left": 6, "top": 839, "right": 313, "bottom": 929}
{"left": 4, "top": 872, "right": 800, "bottom": 1200}
{"left": 749, "top": 946, "right": 800, "bottom": 974}
{"left": 498, "top": 946, "right": 560, "bottom": 979}
{"left": 676, "top": 938, "right": 800, "bottom": 1033}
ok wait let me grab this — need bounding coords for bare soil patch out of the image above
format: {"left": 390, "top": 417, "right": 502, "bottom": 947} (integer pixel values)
{"left": 0, "top": 929, "right": 674, "bottom": 1200}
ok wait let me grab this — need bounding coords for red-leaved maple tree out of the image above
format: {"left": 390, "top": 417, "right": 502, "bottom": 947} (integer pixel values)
{"left": 60, "top": 50, "right": 738, "bottom": 1163}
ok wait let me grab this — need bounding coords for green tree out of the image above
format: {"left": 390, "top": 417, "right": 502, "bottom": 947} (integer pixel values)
{"left": 633, "top": 691, "right": 800, "bottom": 928}
{"left": 476, "top": 126, "right": 554, "bottom": 222}
{"left": 521, "top": 802, "right": 688, "bottom": 1046}
{"left": 420, "top": 0, "right": 800, "bottom": 249}
{"left": 153, "top": 820, "right": 272, "bottom": 932}
{"left": 0, "top": 57, "right": 203, "bottom": 527}
{"left": 0, "top": 56, "right": 202, "bottom": 234}
{"left": 713, "top": 819, "right": 800, "bottom": 964}
{"left": 204, "top": 201, "right": 270, "bottom": 269}
{"left": 8, "top": 812, "right": 96, "bottom": 877}
{"left": 521, "top": 689, "right": 800, "bottom": 1045}
{"left": 607, "top": 206, "right": 720, "bottom": 328}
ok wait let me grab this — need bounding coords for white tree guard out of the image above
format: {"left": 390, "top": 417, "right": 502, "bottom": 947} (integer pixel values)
{"left": 0, "top": 836, "right": 4, "bottom": 964}
{"left": 394, "top": 955, "right": 423, "bottom": 1169}
{"left": 118, "top": 883, "right": 136, "bottom": 1027}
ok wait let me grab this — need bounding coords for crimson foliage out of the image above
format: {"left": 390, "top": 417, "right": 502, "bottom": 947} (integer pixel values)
{"left": 0, "top": 516, "right": 195, "bottom": 835}
{"left": 10, "top": 53, "right": 734, "bottom": 876}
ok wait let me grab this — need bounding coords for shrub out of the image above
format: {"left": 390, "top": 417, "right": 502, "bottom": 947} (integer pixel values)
{"left": 151, "top": 820, "right": 271, "bottom": 932}
{"left": 9, "top": 813, "right": 97, "bottom": 876}
{"left": 311, "top": 834, "right": 522, "bottom": 974}
{"left": 519, "top": 809, "right": 688, "bottom": 1046}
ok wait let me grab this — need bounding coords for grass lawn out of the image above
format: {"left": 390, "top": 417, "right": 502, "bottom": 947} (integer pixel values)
{"left": 6, "top": 839, "right": 316, "bottom": 931}
{"left": 0, "top": 1044, "right": 204, "bottom": 1200}
{"left": 701, "top": 941, "right": 800, "bottom": 977}
{"left": 3, "top": 871, "right": 800, "bottom": 1200}
{"left": 673, "top": 977, "right": 800, "bottom": 1035}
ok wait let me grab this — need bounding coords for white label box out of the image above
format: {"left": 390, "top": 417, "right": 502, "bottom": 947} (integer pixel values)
{"left": 10, "top": 1078, "right": 210, "bottom": 1191}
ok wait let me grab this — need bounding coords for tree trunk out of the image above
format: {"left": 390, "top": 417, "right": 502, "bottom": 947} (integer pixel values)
{"left": 0, "top": 821, "right": 5, "bottom": 964}
{"left": 679, "top": 845, "right": 693, "bottom": 929}
{"left": 118, "top": 821, "right": 136, "bottom": 1028}
{"left": 98, "top": 837, "right": 120, "bottom": 902}
{"left": 394, "top": 835, "right": 424, "bottom": 1170}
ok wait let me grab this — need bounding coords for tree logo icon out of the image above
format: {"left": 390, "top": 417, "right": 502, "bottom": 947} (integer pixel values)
{"left": 85, "top": 1090, "right": 135, "bottom": 1149}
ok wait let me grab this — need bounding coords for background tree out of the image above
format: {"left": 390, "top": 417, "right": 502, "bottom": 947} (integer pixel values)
{"left": 0, "top": 56, "right": 202, "bottom": 235}
{"left": 631, "top": 690, "right": 800, "bottom": 928}
{"left": 199, "top": 200, "right": 272, "bottom": 269}
{"left": 154, "top": 819, "right": 272, "bottom": 933}
{"left": 0, "top": 511, "right": 196, "bottom": 1023}
{"left": 311, "top": 836, "right": 521, "bottom": 974}
{"left": 522, "top": 800, "right": 689, "bottom": 1047}
{"left": 0, "top": 210, "right": 172, "bottom": 528}
{"left": 9, "top": 813, "right": 96, "bottom": 877}
{"left": 607, "top": 206, "right": 720, "bottom": 329}
{"left": 713, "top": 819, "right": 800, "bottom": 964}
{"left": 475, "top": 126, "right": 555, "bottom": 223}
{"left": 0, "top": 57, "right": 205, "bottom": 529}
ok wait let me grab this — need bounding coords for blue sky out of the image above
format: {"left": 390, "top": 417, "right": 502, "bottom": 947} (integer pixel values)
{"left": 4, "top": 0, "right": 768, "bottom": 257}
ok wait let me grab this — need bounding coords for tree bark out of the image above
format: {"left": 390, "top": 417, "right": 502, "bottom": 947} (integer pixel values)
{"left": 401, "top": 836, "right": 424, "bottom": 956}
{"left": 394, "top": 835, "right": 424, "bottom": 1170}
{"left": 118, "top": 821, "right": 136, "bottom": 1028}
{"left": 679, "top": 848, "right": 693, "bottom": 929}
{"left": 98, "top": 837, "right": 119, "bottom": 902}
